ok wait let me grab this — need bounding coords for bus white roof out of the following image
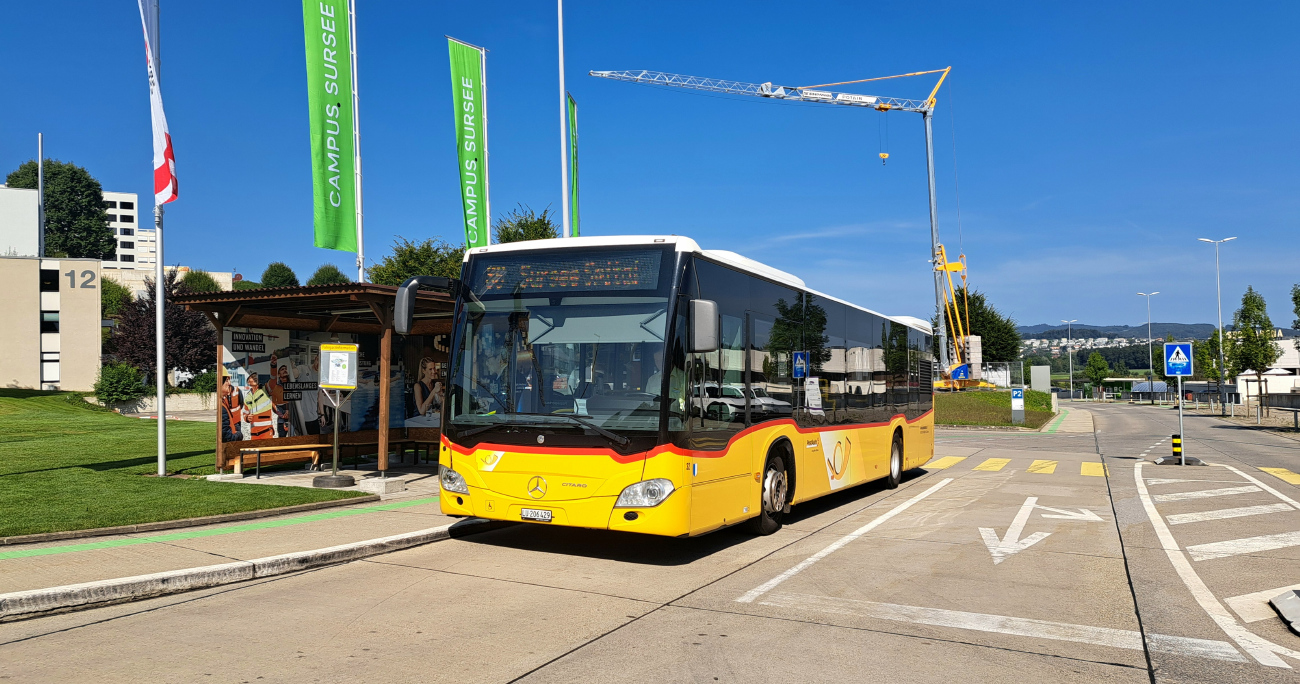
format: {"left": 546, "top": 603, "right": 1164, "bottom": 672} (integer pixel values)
{"left": 462, "top": 234, "right": 930, "bottom": 335}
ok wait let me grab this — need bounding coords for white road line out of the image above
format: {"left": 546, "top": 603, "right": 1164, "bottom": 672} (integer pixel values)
{"left": 1226, "top": 583, "right": 1300, "bottom": 623}
{"left": 1152, "top": 485, "right": 1261, "bottom": 503}
{"left": 735, "top": 478, "right": 952, "bottom": 604}
{"left": 759, "top": 592, "right": 1245, "bottom": 663}
{"left": 1187, "top": 531, "right": 1300, "bottom": 561}
{"left": 1217, "top": 464, "right": 1300, "bottom": 511}
{"left": 1167, "top": 503, "right": 1294, "bottom": 525}
{"left": 1145, "top": 478, "right": 1248, "bottom": 486}
{"left": 1134, "top": 461, "right": 1300, "bottom": 668}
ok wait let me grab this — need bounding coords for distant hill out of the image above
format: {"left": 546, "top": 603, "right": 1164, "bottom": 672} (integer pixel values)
{"left": 1018, "top": 323, "right": 1218, "bottom": 340}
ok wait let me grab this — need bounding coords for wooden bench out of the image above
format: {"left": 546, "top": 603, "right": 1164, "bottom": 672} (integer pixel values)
{"left": 237, "top": 444, "right": 333, "bottom": 478}
{"left": 340, "top": 439, "right": 436, "bottom": 466}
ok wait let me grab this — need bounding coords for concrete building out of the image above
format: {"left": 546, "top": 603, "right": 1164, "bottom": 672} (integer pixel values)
{"left": 100, "top": 191, "right": 156, "bottom": 269}
{"left": 0, "top": 185, "right": 41, "bottom": 257}
{"left": 103, "top": 265, "right": 234, "bottom": 298}
{"left": 0, "top": 256, "right": 102, "bottom": 391}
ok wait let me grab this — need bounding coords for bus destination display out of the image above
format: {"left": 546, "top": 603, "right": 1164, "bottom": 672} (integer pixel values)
{"left": 471, "top": 250, "right": 662, "bottom": 295}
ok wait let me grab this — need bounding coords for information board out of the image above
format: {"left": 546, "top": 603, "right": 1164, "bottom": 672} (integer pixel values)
{"left": 319, "top": 343, "right": 359, "bottom": 390}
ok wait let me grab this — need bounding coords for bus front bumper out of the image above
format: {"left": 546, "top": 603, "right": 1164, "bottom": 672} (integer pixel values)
{"left": 441, "top": 484, "right": 692, "bottom": 537}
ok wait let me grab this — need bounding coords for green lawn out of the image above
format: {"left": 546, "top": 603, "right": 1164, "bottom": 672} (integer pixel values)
{"left": 935, "top": 389, "right": 1054, "bottom": 429}
{"left": 0, "top": 390, "right": 366, "bottom": 538}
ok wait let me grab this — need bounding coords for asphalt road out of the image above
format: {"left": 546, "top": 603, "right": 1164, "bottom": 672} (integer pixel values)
{"left": 1, "top": 404, "right": 1298, "bottom": 683}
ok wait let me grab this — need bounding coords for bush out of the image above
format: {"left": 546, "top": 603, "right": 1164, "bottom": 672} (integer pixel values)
{"left": 94, "top": 362, "right": 147, "bottom": 404}
{"left": 233, "top": 279, "right": 262, "bottom": 290}
{"left": 181, "top": 269, "right": 222, "bottom": 293}
{"left": 306, "top": 264, "right": 351, "bottom": 286}
{"left": 187, "top": 370, "right": 218, "bottom": 393}
{"left": 101, "top": 277, "right": 134, "bottom": 318}
{"left": 260, "top": 262, "right": 300, "bottom": 288}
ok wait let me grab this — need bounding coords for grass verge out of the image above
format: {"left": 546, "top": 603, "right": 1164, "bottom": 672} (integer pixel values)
{"left": 935, "top": 390, "right": 1054, "bottom": 429}
{"left": 0, "top": 389, "right": 366, "bottom": 537}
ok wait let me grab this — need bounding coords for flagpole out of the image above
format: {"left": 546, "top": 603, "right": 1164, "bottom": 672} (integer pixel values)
{"left": 557, "top": 0, "right": 570, "bottom": 238}
{"left": 152, "top": 0, "right": 166, "bottom": 477}
{"left": 348, "top": 0, "right": 365, "bottom": 281}
{"left": 37, "top": 133, "right": 44, "bottom": 257}
{"left": 481, "top": 46, "right": 491, "bottom": 238}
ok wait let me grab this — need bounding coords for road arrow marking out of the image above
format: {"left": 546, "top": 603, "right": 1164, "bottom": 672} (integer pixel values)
{"left": 980, "top": 497, "right": 1051, "bottom": 564}
{"left": 1037, "top": 505, "right": 1103, "bottom": 521}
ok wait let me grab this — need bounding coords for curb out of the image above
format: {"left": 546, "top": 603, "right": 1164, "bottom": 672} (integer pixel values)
{"left": 0, "top": 495, "right": 380, "bottom": 546}
{"left": 0, "top": 517, "right": 502, "bottom": 622}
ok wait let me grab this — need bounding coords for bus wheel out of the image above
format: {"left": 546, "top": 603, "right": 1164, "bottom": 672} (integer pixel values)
{"left": 886, "top": 432, "right": 903, "bottom": 489}
{"left": 748, "top": 453, "right": 787, "bottom": 535}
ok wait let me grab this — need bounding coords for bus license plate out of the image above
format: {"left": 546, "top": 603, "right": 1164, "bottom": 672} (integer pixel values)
{"left": 520, "top": 508, "right": 552, "bottom": 523}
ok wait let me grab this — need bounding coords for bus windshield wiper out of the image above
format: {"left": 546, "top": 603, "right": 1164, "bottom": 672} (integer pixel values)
{"left": 450, "top": 415, "right": 630, "bottom": 448}
{"left": 553, "top": 414, "right": 630, "bottom": 447}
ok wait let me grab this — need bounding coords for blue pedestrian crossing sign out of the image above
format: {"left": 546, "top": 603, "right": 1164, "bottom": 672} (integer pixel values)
{"left": 1164, "top": 342, "right": 1193, "bottom": 377}
{"left": 792, "top": 352, "right": 808, "bottom": 379}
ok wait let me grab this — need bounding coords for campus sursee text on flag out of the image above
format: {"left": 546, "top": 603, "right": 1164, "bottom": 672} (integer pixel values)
{"left": 302, "top": 0, "right": 357, "bottom": 252}
{"left": 448, "top": 38, "right": 490, "bottom": 249}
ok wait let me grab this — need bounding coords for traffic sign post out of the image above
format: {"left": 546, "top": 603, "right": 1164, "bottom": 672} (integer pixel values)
{"left": 1164, "top": 343, "right": 1193, "bottom": 466}
{"left": 316, "top": 343, "right": 360, "bottom": 488}
{"left": 1011, "top": 387, "right": 1025, "bottom": 425}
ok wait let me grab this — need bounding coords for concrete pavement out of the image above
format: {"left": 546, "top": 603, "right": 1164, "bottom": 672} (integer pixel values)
{"left": 2, "top": 405, "right": 1298, "bottom": 682}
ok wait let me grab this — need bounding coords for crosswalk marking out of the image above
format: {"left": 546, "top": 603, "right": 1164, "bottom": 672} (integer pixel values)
{"left": 1152, "top": 485, "right": 1261, "bottom": 503}
{"left": 1259, "top": 467, "right": 1300, "bottom": 486}
{"left": 1081, "top": 463, "right": 1107, "bottom": 477}
{"left": 1187, "top": 530, "right": 1300, "bottom": 561}
{"left": 925, "top": 456, "right": 967, "bottom": 470}
{"left": 973, "top": 458, "right": 1011, "bottom": 472}
{"left": 1166, "top": 503, "right": 1293, "bottom": 525}
{"left": 1027, "top": 460, "right": 1058, "bottom": 474}
{"left": 1145, "top": 478, "right": 1246, "bottom": 486}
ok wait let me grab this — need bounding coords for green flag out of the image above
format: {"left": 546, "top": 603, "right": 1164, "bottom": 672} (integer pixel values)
{"left": 302, "top": 0, "right": 357, "bottom": 252}
{"left": 567, "top": 92, "right": 580, "bottom": 237}
{"left": 448, "top": 38, "right": 490, "bottom": 249}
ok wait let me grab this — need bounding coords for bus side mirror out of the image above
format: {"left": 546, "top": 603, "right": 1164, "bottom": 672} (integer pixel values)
{"left": 690, "top": 299, "right": 719, "bottom": 353}
{"left": 395, "top": 276, "right": 458, "bottom": 335}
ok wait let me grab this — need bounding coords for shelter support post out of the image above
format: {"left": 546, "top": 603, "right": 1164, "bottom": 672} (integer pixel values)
{"left": 215, "top": 322, "right": 223, "bottom": 473}
{"left": 378, "top": 311, "right": 392, "bottom": 474}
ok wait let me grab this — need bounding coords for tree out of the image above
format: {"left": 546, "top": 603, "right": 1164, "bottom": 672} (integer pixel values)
{"left": 367, "top": 236, "right": 465, "bottom": 285}
{"left": 1228, "top": 286, "right": 1280, "bottom": 404}
{"left": 1084, "top": 352, "right": 1110, "bottom": 396}
{"left": 260, "top": 262, "right": 299, "bottom": 288}
{"left": 493, "top": 205, "right": 559, "bottom": 244}
{"left": 6, "top": 159, "right": 115, "bottom": 259}
{"left": 101, "top": 277, "right": 133, "bottom": 318}
{"left": 233, "top": 279, "right": 262, "bottom": 291}
{"left": 937, "top": 288, "right": 1021, "bottom": 362}
{"left": 181, "top": 269, "right": 222, "bottom": 293}
{"left": 1292, "top": 283, "right": 1300, "bottom": 353}
{"left": 306, "top": 264, "right": 351, "bottom": 286}
{"left": 106, "top": 269, "right": 217, "bottom": 381}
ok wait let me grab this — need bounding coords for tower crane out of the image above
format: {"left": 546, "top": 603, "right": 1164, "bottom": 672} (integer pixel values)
{"left": 589, "top": 67, "right": 964, "bottom": 384}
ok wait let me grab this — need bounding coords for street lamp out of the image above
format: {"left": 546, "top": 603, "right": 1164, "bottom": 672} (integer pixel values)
{"left": 1062, "top": 320, "right": 1077, "bottom": 400}
{"left": 1138, "top": 292, "right": 1160, "bottom": 405}
{"left": 1198, "top": 237, "right": 1236, "bottom": 416}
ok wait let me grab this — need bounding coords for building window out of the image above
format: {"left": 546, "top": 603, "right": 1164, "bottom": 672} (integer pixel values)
{"left": 39, "top": 269, "right": 59, "bottom": 292}
{"left": 121, "top": 214, "right": 134, "bottom": 224}
{"left": 119, "top": 241, "right": 135, "bottom": 249}
{"left": 120, "top": 228, "right": 133, "bottom": 236}
{"left": 121, "top": 255, "right": 135, "bottom": 263}
{"left": 106, "top": 214, "right": 118, "bottom": 222}
{"left": 104, "top": 200, "right": 117, "bottom": 209}
{"left": 121, "top": 201, "right": 134, "bottom": 210}
{"left": 40, "top": 311, "right": 59, "bottom": 333}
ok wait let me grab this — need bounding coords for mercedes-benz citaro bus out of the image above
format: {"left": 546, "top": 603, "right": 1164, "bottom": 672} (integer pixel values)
{"left": 394, "top": 235, "right": 935, "bottom": 537}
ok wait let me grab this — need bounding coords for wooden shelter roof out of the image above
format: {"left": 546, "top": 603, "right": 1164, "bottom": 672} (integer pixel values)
{"left": 174, "top": 283, "right": 454, "bottom": 336}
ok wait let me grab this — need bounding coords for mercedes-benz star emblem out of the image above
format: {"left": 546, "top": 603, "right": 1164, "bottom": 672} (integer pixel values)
{"left": 527, "top": 476, "right": 547, "bottom": 499}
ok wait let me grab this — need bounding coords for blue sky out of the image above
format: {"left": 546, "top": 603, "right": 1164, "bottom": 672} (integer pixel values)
{"left": 2, "top": 1, "right": 1296, "bottom": 329}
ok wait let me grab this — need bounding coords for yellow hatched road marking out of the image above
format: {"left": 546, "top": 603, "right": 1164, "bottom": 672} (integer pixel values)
{"left": 1027, "top": 460, "right": 1058, "bottom": 474}
{"left": 925, "top": 456, "right": 967, "bottom": 470}
{"left": 1081, "top": 462, "right": 1108, "bottom": 477}
{"left": 1258, "top": 467, "right": 1300, "bottom": 486}
{"left": 973, "top": 458, "right": 1012, "bottom": 472}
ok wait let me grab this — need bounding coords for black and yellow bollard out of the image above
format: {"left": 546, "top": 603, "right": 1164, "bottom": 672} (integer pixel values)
{"left": 1171, "top": 434, "right": 1182, "bottom": 461}
{"left": 1156, "top": 433, "right": 1202, "bottom": 465}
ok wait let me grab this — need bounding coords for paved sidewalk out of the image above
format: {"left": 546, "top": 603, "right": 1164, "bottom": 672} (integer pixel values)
{"left": 1041, "top": 406, "right": 1094, "bottom": 433}
{"left": 0, "top": 489, "right": 450, "bottom": 596}
{"left": 210, "top": 463, "right": 440, "bottom": 501}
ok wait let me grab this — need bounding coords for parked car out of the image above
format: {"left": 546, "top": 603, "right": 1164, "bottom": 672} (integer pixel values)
{"left": 692, "top": 383, "right": 793, "bottom": 422}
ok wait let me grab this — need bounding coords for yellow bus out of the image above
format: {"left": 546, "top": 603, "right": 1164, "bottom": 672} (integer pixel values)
{"left": 396, "top": 236, "right": 935, "bottom": 537}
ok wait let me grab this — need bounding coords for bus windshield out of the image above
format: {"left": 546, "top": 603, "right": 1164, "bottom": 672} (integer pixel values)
{"left": 448, "top": 248, "right": 675, "bottom": 435}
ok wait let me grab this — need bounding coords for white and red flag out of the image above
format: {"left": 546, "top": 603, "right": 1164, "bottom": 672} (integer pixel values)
{"left": 138, "top": 0, "right": 177, "bottom": 204}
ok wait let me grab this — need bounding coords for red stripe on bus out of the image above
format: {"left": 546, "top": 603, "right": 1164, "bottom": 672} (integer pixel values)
{"left": 443, "top": 409, "right": 933, "bottom": 465}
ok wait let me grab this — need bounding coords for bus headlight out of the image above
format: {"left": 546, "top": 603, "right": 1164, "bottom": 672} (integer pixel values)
{"left": 615, "top": 479, "right": 675, "bottom": 508}
{"left": 440, "top": 466, "right": 469, "bottom": 494}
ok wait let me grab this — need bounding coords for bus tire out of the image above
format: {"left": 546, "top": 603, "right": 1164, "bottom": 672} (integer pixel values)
{"left": 886, "top": 431, "right": 903, "bottom": 489}
{"left": 747, "top": 452, "right": 788, "bottom": 535}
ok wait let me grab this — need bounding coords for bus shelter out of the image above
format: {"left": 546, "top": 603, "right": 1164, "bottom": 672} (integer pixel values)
{"left": 174, "top": 283, "right": 455, "bottom": 475}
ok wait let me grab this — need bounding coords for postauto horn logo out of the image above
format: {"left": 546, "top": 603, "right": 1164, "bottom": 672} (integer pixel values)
{"left": 527, "top": 476, "right": 547, "bottom": 499}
